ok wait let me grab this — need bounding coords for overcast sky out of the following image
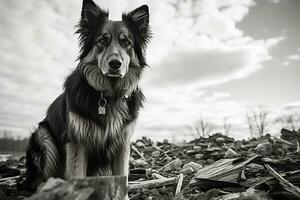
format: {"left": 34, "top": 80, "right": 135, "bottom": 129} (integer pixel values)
{"left": 0, "top": 0, "right": 299, "bottom": 141}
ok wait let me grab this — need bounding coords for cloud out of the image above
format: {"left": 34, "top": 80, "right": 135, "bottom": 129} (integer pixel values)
{"left": 287, "top": 54, "right": 300, "bottom": 60}
{"left": 283, "top": 61, "right": 290, "bottom": 66}
{"left": 135, "top": 86, "right": 249, "bottom": 141}
{"left": 282, "top": 53, "right": 300, "bottom": 67}
{"left": 204, "top": 92, "right": 230, "bottom": 101}
{"left": 280, "top": 101, "right": 300, "bottom": 111}
{"left": 145, "top": 36, "right": 284, "bottom": 88}
{"left": 0, "top": 0, "right": 80, "bottom": 136}
{"left": 221, "top": 5, "right": 251, "bottom": 22}
{"left": 141, "top": 0, "right": 284, "bottom": 89}
{"left": 268, "top": 0, "right": 280, "bottom": 3}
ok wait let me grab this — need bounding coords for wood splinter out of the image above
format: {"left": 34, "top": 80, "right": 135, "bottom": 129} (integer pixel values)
{"left": 265, "top": 164, "right": 300, "bottom": 198}
{"left": 131, "top": 145, "right": 146, "bottom": 160}
{"left": 175, "top": 173, "right": 184, "bottom": 196}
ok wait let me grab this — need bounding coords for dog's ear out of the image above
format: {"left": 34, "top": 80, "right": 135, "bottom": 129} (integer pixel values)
{"left": 122, "top": 5, "right": 150, "bottom": 42}
{"left": 76, "top": 0, "right": 108, "bottom": 60}
{"left": 81, "top": 0, "right": 96, "bottom": 18}
{"left": 81, "top": 0, "right": 108, "bottom": 22}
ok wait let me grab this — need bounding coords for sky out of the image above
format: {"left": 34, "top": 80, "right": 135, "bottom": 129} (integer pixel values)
{"left": 0, "top": 0, "right": 299, "bottom": 141}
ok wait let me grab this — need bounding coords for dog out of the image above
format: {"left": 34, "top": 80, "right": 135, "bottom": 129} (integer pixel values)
{"left": 25, "top": 0, "right": 151, "bottom": 196}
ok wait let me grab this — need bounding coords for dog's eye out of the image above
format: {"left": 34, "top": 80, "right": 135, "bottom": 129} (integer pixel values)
{"left": 97, "top": 37, "right": 109, "bottom": 47}
{"left": 121, "top": 40, "right": 131, "bottom": 49}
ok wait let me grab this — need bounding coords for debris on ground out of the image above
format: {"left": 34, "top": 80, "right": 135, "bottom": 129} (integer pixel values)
{"left": 1, "top": 129, "right": 300, "bottom": 199}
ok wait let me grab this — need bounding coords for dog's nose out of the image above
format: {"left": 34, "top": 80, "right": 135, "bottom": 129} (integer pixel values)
{"left": 108, "top": 59, "right": 122, "bottom": 70}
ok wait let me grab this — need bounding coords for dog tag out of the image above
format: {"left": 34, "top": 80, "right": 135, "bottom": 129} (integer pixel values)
{"left": 98, "top": 97, "right": 107, "bottom": 115}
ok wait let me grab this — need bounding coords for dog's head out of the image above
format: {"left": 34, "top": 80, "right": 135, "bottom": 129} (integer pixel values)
{"left": 76, "top": 0, "right": 151, "bottom": 92}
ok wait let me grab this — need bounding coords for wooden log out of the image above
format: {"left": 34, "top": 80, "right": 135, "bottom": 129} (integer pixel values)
{"left": 128, "top": 177, "right": 177, "bottom": 192}
{"left": 26, "top": 176, "right": 127, "bottom": 200}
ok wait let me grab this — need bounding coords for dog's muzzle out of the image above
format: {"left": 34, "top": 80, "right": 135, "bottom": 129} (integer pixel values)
{"left": 106, "top": 56, "right": 123, "bottom": 78}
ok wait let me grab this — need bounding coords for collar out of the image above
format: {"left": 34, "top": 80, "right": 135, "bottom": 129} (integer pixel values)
{"left": 97, "top": 90, "right": 131, "bottom": 115}
{"left": 98, "top": 89, "right": 130, "bottom": 103}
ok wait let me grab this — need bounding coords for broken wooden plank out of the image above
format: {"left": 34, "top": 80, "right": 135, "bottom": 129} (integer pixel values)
{"left": 129, "top": 168, "right": 152, "bottom": 181}
{"left": 152, "top": 173, "right": 166, "bottom": 179}
{"left": 131, "top": 145, "right": 146, "bottom": 160}
{"left": 175, "top": 173, "right": 184, "bottom": 196}
{"left": 265, "top": 164, "right": 300, "bottom": 199}
{"left": 190, "top": 155, "right": 259, "bottom": 186}
{"left": 272, "top": 136, "right": 297, "bottom": 148}
{"left": 281, "top": 128, "right": 300, "bottom": 142}
{"left": 128, "top": 176, "right": 177, "bottom": 192}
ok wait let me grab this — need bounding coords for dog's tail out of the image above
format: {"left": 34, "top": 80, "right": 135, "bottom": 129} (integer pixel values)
{"left": 25, "top": 122, "right": 59, "bottom": 191}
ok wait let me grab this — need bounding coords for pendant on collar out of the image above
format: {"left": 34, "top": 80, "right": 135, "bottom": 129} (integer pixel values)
{"left": 98, "top": 94, "right": 107, "bottom": 115}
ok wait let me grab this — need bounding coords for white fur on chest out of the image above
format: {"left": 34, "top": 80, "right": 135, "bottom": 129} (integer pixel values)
{"left": 68, "top": 102, "right": 130, "bottom": 151}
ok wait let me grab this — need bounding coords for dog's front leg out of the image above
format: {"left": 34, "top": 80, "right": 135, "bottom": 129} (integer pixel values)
{"left": 65, "top": 142, "right": 88, "bottom": 178}
{"left": 112, "top": 142, "right": 130, "bottom": 200}
{"left": 112, "top": 122, "right": 135, "bottom": 178}
{"left": 112, "top": 142, "right": 130, "bottom": 177}
{"left": 112, "top": 123, "right": 135, "bottom": 200}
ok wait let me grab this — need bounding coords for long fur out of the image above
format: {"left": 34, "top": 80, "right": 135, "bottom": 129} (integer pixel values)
{"left": 25, "top": 0, "right": 151, "bottom": 191}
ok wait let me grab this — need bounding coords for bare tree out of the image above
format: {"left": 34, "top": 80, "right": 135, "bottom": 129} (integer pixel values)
{"left": 254, "top": 107, "right": 268, "bottom": 137}
{"left": 0, "top": 129, "right": 12, "bottom": 138}
{"left": 276, "top": 113, "right": 300, "bottom": 131}
{"left": 193, "top": 115, "right": 216, "bottom": 138}
{"left": 246, "top": 113, "right": 255, "bottom": 138}
{"left": 246, "top": 106, "right": 269, "bottom": 137}
{"left": 223, "top": 117, "right": 232, "bottom": 136}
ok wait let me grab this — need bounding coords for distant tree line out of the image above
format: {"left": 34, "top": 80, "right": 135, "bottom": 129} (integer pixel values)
{"left": 191, "top": 106, "right": 300, "bottom": 138}
{"left": 0, "top": 130, "right": 28, "bottom": 153}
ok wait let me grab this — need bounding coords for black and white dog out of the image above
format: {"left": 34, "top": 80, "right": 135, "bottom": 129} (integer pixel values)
{"left": 25, "top": 0, "right": 151, "bottom": 196}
